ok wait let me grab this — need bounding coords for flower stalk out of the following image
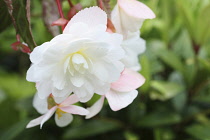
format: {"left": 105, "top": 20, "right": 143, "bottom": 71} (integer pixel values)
{"left": 55, "top": 0, "right": 65, "bottom": 30}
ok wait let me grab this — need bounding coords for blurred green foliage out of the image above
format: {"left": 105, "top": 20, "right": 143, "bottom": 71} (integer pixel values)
{"left": 0, "top": 0, "right": 210, "bottom": 139}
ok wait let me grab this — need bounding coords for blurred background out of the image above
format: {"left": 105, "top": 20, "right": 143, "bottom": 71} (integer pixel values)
{"left": 0, "top": 0, "right": 210, "bottom": 139}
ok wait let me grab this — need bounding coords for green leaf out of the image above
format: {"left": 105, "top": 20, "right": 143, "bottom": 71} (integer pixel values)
{"left": 63, "top": 119, "right": 122, "bottom": 139}
{"left": 0, "top": 119, "right": 29, "bottom": 140}
{"left": 186, "top": 124, "right": 210, "bottom": 140}
{"left": 13, "top": 0, "right": 36, "bottom": 49}
{"left": 0, "top": 72, "right": 35, "bottom": 99}
{"left": 199, "top": 57, "right": 210, "bottom": 73}
{"left": 196, "top": 4, "right": 210, "bottom": 45}
{"left": 176, "top": 0, "right": 195, "bottom": 41}
{"left": 150, "top": 81, "right": 184, "bottom": 101}
{"left": 154, "top": 128, "right": 175, "bottom": 140}
{"left": 0, "top": 0, "right": 12, "bottom": 33}
{"left": 157, "top": 49, "right": 185, "bottom": 74}
{"left": 172, "top": 92, "right": 187, "bottom": 112}
{"left": 4, "top": 0, "right": 36, "bottom": 49}
{"left": 137, "top": 111, "right": 181, "bottom": 127}
{"left": 139, "top": 55, "right": 151, "bottom": 92}
{"left": 124, "top": 131, "right": 139, "bottom": 140}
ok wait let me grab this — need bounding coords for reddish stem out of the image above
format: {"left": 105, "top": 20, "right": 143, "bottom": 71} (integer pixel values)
{"left": 16, "top": 34, "right": 21, "bottom": 42}
{"left": 97, "top": 0, "right": 104, "bottom": 9}
{"left": 192, "top": 41, "right": 200, "bottom": 55}
{"left": 55, "top": 0, "right": 65, "bottom": 30}
{"left": 56, "top": 0, "right": 64, "bottom": 18}
{"left": 67, "top": 0, "right": 74, "bottom": 7}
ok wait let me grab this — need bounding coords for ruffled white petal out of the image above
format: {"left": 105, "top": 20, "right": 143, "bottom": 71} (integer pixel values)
{"left": 121, "top": 32, "right": 146, "bottom": 71}
{"left": 36, "top": 81, "right": 52, "bottom": 99}
{"left": 33, "top": 93, "right": 48, "bottom": 114}
{"left": 30, "top": 42, "right": 51, "bottom": 64}
{"left": 64, "top": 6, "right": 107, "bottom": 34}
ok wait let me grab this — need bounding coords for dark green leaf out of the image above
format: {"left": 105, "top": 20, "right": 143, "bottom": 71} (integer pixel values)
{"left": 12, "top": 0, "right": 36, "bottom": 49}
{"left": 196, "top": 4, "right": 210, "bottom": 45}
{"left": 0, "top": 0, "right": 12, "bottom": 33}
{"left": 150, "top": 80, "right": 184, "bottom": 101}
{"left": 4, "top": 0, "right": 36, "bottom": 49}
{"left": 186, "top": 124, "right": 210, "bottom": 140}
{"left": 157, "top": 49, "right": 185, "bottom": 74}
{"left": 63, "top": 119, "right": 122, "bottom": 139}
{"left": 137, "top": 111, "right": 181, "bottom": 127}
{"left": 0, "top": 119, "right": 29, "bottom": 140}
{"left": 139, "top": 55, "right": 151, "bottom": 92}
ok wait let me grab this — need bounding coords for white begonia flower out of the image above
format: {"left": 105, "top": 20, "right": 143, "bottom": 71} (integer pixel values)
{"left": 27, "top": 94, "right": 89, "bottom": 128}
{"left": 111, "top": 0, "right": 155, "bottom": 71}
{"left": 27, "top": 7, "right": 125, "bottom": 102}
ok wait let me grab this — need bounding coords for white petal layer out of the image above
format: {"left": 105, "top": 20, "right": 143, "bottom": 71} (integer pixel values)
{"left": 106, "top": 90, "right": 138, "bottom": 111}
{"left": 85, "top": 96, "right": 105, "bottom": 119}
{"left": 121, "top": 31, "right": 146, "bottom": 71}
{"left": 33, "top": 93, "right": 48, "bottom": 114}
{"left": 64, "top": 6, "right": 107, "bottom": 34}
{"left": 55, "top": 112, "right": 73, "bottom": 127}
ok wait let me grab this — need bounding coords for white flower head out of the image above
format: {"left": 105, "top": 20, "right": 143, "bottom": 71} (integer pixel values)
{"left": 27, "top": 7, "right": 125, "bottom": 102}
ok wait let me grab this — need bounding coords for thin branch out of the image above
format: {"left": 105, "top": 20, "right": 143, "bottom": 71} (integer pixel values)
{"left": 55, "top": 0, "right": 64, "bottom": 18}
{"left": 67, "top": 0, "right": 74, "bottom": 8}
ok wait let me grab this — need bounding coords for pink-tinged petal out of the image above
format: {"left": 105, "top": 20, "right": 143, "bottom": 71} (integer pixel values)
{"left": 64, "top": 6, "right": 107, "bottom": 33}
{"left": 40, "top": 106, "right": 57, "bottom": 128}
{"left": 85, "top": 96, "right": 105, "bottom": 119}
{"left": 55, "top": 112, "right": 73, "bottom": 127}
{"left": 106, "top": 89, "right": 138, "bottom": 111}
{"left": 118, "top": 0, "right": 156, "bottom": 19}
{"left": 60, "top": 94, "right": 79, "bottom": 106}
{"left": 111, "top": 68, "right": 145, "bottom": 92}
{"left": 59, "top": 105, "right": 89, "bottom": 115}
{"left": 26, "top": 115, "right": 45, "bottom": 128}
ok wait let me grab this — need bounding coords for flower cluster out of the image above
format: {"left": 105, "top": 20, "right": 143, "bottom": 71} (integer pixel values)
{"left": 26, "top": 0, "right": 155, "bottom": 128}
